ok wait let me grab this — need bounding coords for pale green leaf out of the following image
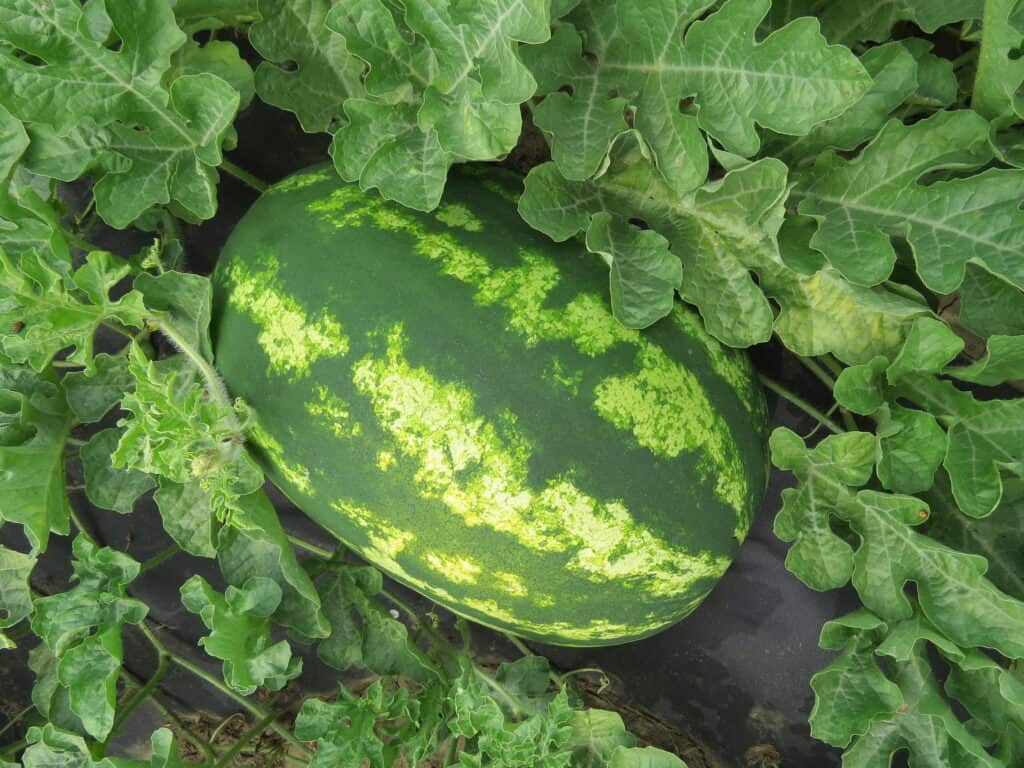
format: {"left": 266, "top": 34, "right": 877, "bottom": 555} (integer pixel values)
{"left": 216, "top": 490, "right": 328, "bottom": 640}
{"left": 809, "top": 614, "right": 902, "bottom": 747}
{"left": 180, "top": 574, "right": 301, "bottom": 695}
{"left": 0, "top": 364, "right": 71, "bottom": 553}
{"left": 0, "top": 544, "right": 34, "bottom": 628}
{"left": 608, "top": 746, "right": 688, "bottom": 768}
{"left": 799, "top": 110, "right": 1024, "bottom": 293}
{"left": 81, "top": 428, "right": 156, "bottom": 515}
{"left": 62, "top": 353, "right": 133, "bottom": 424}
{"left": 567, "top": 710, "right": 636, "bottom": 768}
{"left": 520, "top": 135, "right": 928, "bottom": 358}
{"left": 0, "top": 250, "right": 148, "bottom": 373}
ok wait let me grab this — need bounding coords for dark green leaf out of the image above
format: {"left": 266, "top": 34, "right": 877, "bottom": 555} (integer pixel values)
{"left": 799, "top": 110, "right": 1024, "bottom": 293}
{"left": 135, "top": 271, "right": 214, "bottom": 362}
{"left": 958, "top": 264, "right": 1024, "bottom": 337}
{"left": 875, "top": 405, "right": 946, "bottom": 494}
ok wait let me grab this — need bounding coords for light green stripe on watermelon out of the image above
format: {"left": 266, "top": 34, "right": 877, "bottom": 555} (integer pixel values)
{"left": 221, "top": 254, "right": 348, "bottom": 379}
{"left": 248, "top": 422, "right": 312, "bottom": 495}
{"left": 349, "top": 322, "right": 731, "bottom": 598}
{"left": 306, "top": 187, "right": 752, "bottom": 538}
{"left": 304, "top": 387, "right": 362, "bottom": 439}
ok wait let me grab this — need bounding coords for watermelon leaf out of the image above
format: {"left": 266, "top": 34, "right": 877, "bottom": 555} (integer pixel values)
{"left": 180, "top": 574, "right": 302, "bottom": 695}
{"left": 524, "top": 0, "right": 869, "bottom": 189}
{"left": 325, "top": 0, "right": 553, "bottom": 210}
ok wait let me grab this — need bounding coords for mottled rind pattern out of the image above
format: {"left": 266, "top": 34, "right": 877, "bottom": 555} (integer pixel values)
{"left": 213, "top": 164, "right": 768, "bottom": 646}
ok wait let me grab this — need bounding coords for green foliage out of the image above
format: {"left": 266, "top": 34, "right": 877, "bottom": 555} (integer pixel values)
{"left": 30, "top": 537, "right": 147, "bottom": 740}
{"left": 180, "top": 574, "right": 302, "bottom": 695}
{"left": 0, "top": 1, "right": 1021, "bottom": 766}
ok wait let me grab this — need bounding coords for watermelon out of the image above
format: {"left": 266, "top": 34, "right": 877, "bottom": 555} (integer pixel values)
{"left": 211, "top": 164, "right": 769, "bottom": 647}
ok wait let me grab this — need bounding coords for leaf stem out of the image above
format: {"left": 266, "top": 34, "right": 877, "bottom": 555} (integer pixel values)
{"left": 220, "top": 159, "right": 269, "bottom": 194}
{"left": 795, "top": 355, "right": 837, "bottom": 391}
{"left": 67, "top": 506, "right": 99, "bottom": 546}
{"left": 286, "top": 534, "right": 336, "bottom": 560}
{"left": 759, "top": 374, "right": 844, "bottom": 434}
{"left": 139, "top": 544, "right": 181, "bottom": 574}
{"left": 0, "top": 704, "right": 34, "bottom": 740}
{"left": 212, "top": 712, "right": 278, "bottom": 768}
{"left": 110, "top": 648, "right": 169, "bottom": 734}
{"left": 475, "top": 668, "right": 525, "bottom": 716}
{"left": 135, "top": 622, "right": 314, "bottom": 758}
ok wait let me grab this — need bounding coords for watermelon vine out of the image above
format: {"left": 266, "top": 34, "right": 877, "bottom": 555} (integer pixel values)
{"left": 0, "top": 1, "right": 1022, "bottom": 766}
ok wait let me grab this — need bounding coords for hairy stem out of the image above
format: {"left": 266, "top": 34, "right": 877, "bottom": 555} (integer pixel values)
{"left": 150, "top": 318, "right": 232, "bottom": 411}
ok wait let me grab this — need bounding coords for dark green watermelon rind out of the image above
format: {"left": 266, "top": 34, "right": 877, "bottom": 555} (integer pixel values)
{"left": 212, "top": 165, "right": 768, "bottom": 646}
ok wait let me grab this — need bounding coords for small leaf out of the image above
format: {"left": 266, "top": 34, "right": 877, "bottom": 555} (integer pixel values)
{"left": 135, "top": 271, "right": 214, "bottom": 361}
{"left": 567, "top": 710, "right": 636, "bottom": 768}
{"left": 63, "top": 354, "right": 133, "bottom": 423}
{"left": 0, "top": 545, "right": 35, "bottom": 629}
{"left": 947, "top": 335, "right": 1024, "bottom": 386}
{"left": 153, "top": 478, "right": 218, "bottom": 558}
{"left": 943, "top": 398, "right": 1024, "bottom": 518}
{"left": 608, "top": 746, "right": 689, "bottom": 768}
{"left": 834, "top": 356, "right": 888, "bottom": 415}
{"left": 584, "top": 213, "right": 681, "bottom": 330}
{"left": 180, "top": 574, "right": 302, "bottom": 695}
{"left": 30, "top": 537, "right": 147, "bottom": 740}
{"left": 886, "top": 317, "right": 964, "bottom": 384}
{"left": 875, "top": 405, "right": 946, "bottom": 495}
{"left": 81, "top": 428, "right": 157, "bottom": 515}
